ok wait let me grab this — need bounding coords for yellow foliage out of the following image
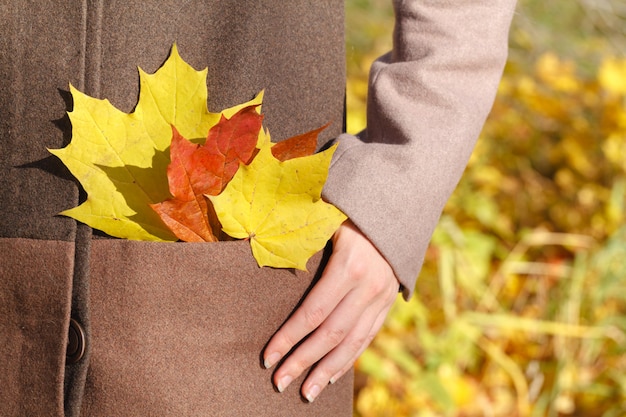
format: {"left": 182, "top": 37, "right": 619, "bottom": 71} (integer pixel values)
{"left": 535, "top": 53, "right": 580, "bottom": 93}
{"left": 352, "top": 50, "right": 626, "bottom": 417}
{"left": 208, "top": 144, "right": 346, "bottom": 270}
{"left": 50, "top": 45, "right": 262, "bottom": 241}
{"left": 598, "top": 57, "right": 626, "bottom": 96}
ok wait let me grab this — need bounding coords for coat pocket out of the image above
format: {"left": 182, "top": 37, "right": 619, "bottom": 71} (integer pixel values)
{"left": 82, "top": 239, "right": 352, "bottom": 416}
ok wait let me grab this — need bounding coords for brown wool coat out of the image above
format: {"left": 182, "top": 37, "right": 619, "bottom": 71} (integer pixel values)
{"left": 0, "top": 0, "right": 516, "bottom": 416}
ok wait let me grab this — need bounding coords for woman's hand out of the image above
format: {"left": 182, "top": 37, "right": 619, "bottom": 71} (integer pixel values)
{"left": 263, "top": 219, "right": 400, "bottom": 402}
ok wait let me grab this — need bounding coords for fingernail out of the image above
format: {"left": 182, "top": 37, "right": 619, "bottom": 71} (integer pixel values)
{"left": 277, "top": 375, "right": 293, "bottom": 393}
{"left": 306, "top": 384, "right": 321, "bottom": 403}
{"left": 264, "top": 352, "right": 281, "bottom": 369}
{"left": 330, "top": 370, "right": 344, "bottom": 385}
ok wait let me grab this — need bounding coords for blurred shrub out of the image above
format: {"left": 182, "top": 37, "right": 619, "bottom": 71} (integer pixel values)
{"left": 347, "top": 2, "right": 626, "bottom": 416}
{"left": 450, "top": 54, "right": 626, "bottom": 244}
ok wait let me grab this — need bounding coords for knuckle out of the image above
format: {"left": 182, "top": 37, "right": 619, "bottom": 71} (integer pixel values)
{"left": 346, "top": 260, "right": 368, "bottom": 282}
{"left": 348, "top": 335, "right": 368, "bottom": 355}
{"left": 345, "top": 263, "right": 396, "bottom": 301}
{"left": 303, "top": 305, "right": 326, "bottom": 329}
{"left": 293, "top": 357, "right": 312, "bottom": 374}
{"left": 371, "top": 277, "right": 388, "bottom": 294}
{"left": 363, "top": 277, "right": 388, "bottom": 301}
{"left": 323, "top": 326, "right": 346, "bottom": 347}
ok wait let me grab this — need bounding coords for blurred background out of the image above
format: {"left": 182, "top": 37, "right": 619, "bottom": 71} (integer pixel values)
{"left": 345, "top": 1, "right": 626, "bottom": 416}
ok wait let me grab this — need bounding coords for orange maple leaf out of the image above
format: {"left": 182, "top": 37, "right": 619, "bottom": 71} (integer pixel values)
{"left": 271, "top": 123, "right": 330, "bottom": 161}
{"left": 151, "top": 105, "right": 262, "bottom": 242}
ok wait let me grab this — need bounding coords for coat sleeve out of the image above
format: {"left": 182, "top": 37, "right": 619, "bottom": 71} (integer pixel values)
{"left": 322, "top": 0, "right": 517, "bottom": 299}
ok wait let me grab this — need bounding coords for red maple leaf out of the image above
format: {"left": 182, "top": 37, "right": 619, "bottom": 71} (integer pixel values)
{"left": 150, "top": 106, "right": 262, "bottom": 242}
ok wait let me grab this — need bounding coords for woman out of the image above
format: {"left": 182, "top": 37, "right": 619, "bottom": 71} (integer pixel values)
{"left": 0, "top": 1, "right": 516, "bottom": 415}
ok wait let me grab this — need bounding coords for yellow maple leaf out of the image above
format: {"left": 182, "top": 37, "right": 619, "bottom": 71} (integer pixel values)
{"left": 208, "top": 143, "right": 347, "bottom": 270}
{"left": 49, "top": 44, "right": 263, "bottom": 241}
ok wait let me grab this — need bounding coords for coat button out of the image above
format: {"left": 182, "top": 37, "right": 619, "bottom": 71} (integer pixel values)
{"left": 66, "top": 318, "right": 86, "bottom": 364}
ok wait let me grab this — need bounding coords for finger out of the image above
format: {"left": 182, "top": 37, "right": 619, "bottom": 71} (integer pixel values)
{"left": 263, "top": 255, "right": 352, "bottom": 369}
{"left": 301, "top": 299, "right": 393, "bottom": 402}
{"left": 330, "top": 301, "right": 392, "bottom": 383}
{"left": 270, "top": 288, "right": 369, "bottom": 390}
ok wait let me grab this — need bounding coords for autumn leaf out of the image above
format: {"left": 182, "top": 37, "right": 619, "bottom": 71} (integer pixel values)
{"left": 49, "top": 44, "right": 262, "bottom": 240}
{"left": 270, "top": 123, "right": 329, "bottom": 161}
{"left": 206, "top": 105, "right": 264, "bottom": 187}
{"left": 149, "top": 127, "right": 220, "bottom": 242}
{"left": 208, "top": 144, "right": 347, "bottom": 270}
{"left": 49, "top": 43, "right": 346, "bottom": 270}
{"left": 150, "top": 106, "right": 263, "bottom": 242}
